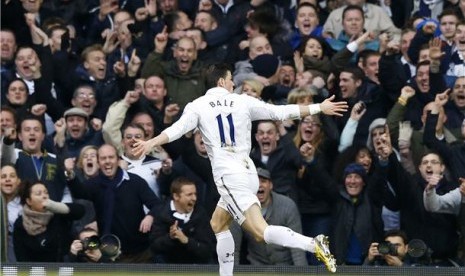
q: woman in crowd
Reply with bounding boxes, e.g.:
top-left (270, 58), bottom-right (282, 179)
top-left (13, 181), bottom-right (84, 262)
top-left (293, 113), bottom-right (339, 264)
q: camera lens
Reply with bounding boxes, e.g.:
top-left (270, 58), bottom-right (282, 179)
top-left (82, 235), bottom-right (100, 250)
top-left (377, 242), bottom-right (390, 255)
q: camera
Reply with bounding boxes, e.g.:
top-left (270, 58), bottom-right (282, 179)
top-left (81, 235), bottom-right (101, 251)
top-left (377, 241), bottom-right (398, 256)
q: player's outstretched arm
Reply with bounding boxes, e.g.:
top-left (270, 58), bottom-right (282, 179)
top-left (319, 95), bottom-right (348, 116)
top-left (132, 132), bottom-right (169, 158)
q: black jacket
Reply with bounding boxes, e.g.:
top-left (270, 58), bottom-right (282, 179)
top-left (150, 199), bottom-right (215, 264)
top-left (13, 203), bottom-right (84, 262)
top-left (384, 153), bottom-right (459, 260)
top-left (67, 170), bottom-right (161, 255)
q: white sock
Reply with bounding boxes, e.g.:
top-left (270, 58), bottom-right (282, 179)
top-left (216, 230), bottom-right (235, 276)
top-left (264, 225), bottom-right (316, 252)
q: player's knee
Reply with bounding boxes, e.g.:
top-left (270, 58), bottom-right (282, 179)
top-left (210, 219), bottom-right (219, 233)
top-left (252, 230), bottom-right (265, 243)
top-left (254, 235), bottom-right (265, 243)
top-left (210, 218), bottom-right (225, 233)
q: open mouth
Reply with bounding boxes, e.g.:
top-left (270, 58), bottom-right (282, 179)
top-left (81, 103), bottom-right (91, 111)
top-left (2, 183), bottom-right (13, 190)
top-left (70, 128), bottom-right (81, 137)
top-left (1, 46), bottom-right (10, 55)
top-left (282, 76), bottom-right (291, 85)
top-left (102, 166), bottom-right (113, 174)
top-left (302, 128), bottom-right (314, 139)
top-left (86, 162), bottom-right (94, 169)
top-left (257, 188), bottom-right (265, 200)
top-left (178, 59), bottom-right (190, 71)
top-left (260, 141), bottom-right (271, 152)
top-left (360, 163), bottom-right (370, 172)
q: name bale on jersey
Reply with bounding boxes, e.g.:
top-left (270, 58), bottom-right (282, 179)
top-left (209, 99), bottom-right (234, 108)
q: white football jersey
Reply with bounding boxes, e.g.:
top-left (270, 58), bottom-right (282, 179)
top-left (163, 87), bottom-right (301, 181)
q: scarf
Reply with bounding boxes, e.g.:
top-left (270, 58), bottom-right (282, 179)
top-left (303, 55), bottom-right (331, 80)
top-left (98, 168), bottom-right (124, 234)
top-left (21, 205), bottom-right (54, 236)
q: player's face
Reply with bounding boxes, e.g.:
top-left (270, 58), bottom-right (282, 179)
top-left (222, 71), bottom-right (235, 92)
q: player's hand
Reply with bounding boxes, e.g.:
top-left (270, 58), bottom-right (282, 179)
top-left (132, 138), bottom-right (155, 158)
top-left (319, 95), bottom-right (348, 116)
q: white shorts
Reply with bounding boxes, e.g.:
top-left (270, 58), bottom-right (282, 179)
top-left (216, 173), bottom-right (260, 225)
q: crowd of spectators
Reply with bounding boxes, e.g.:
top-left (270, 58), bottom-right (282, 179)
top-left (1, 0), bottom-right (464, 268)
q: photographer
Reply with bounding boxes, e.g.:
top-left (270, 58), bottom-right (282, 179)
top-left (364, 229), bottom-right (411, 266)
top-left (67, 227), bottom-right (114, 263)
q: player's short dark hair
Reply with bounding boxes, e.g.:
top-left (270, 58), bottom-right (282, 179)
top-left (205, 63), bottom-right (232, 89)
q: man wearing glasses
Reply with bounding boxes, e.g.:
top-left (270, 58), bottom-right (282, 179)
top-left (120, 123), bottom-right (170, 199)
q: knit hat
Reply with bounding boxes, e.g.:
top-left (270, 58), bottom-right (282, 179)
top-left (251, 54), bottom-right (280, 78)
top-left (64, 107), bottom-right (89, 120)
top-left (257, 167), bottom-right (271, 179)
top-left (366, 118), bottom-right (386, 150)
top-left (343, 163), bottom-right (366, 182)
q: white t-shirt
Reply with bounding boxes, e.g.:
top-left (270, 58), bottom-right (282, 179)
top-left (163, 87), bottom-right (301, 181)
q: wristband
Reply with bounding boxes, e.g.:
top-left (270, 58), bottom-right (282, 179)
top-left (308, 104), bottom-right (321, 115)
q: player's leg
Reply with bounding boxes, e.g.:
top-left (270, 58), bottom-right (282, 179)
top-left (211, 206), bottom-right (234, 276)
top-left (241, 204), bottom-right (337, 273)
